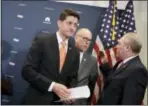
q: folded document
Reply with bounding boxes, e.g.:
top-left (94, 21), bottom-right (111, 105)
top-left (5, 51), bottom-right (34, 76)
top-left (54, 85), bottom-right (90, 102)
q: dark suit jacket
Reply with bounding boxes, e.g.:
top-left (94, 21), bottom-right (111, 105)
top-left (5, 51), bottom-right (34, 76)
top-left (1, 78), bottom-right (13, 95)
top-left (97, 56), bottom-right (148, 105)
top-left (21, 33), bottom-right (79, 105)
top-left (73, 52), bottom-right (98, 105)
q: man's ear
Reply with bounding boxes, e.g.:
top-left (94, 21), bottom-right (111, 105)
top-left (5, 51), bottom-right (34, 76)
top-left (126, 45), bottom-right (131, 52)
top-left (57, 20), bottom-right (61, 28)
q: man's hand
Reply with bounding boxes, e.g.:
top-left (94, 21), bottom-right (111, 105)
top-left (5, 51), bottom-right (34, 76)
top-left (99, 51), bottom-right (108, 64)
top-left (101, 55), bottom-right (108, 64)
top-left (52, 82), bottom-right (71, 99)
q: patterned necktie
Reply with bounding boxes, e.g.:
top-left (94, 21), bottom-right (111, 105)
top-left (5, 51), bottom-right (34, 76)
top-left (59, 41), bottom-right (66, 72)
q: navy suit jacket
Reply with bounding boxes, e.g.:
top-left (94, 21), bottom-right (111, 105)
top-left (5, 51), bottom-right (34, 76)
top-left (22, 32), bottom-right (79, 105)
top-left (97, 56), bottom-right (148, 105)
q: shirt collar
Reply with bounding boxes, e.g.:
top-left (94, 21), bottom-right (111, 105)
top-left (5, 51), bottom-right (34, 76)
top-left (80, 51), bottom-right (84, 55)
top-left (123, 55), bottom-right (138, 64)
top-left (56, 31), bottom-right (68, 46)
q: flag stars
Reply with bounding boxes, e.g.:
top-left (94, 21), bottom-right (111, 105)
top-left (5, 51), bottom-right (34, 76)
top-left (115, 27), bottom-right (118, 30)
top-left (128, 10), bottom-right (132, 13)
top-left (130, 22), bottom-right (134, 25)
top-left (129, 27), bottom-right (132, 30)
top-left (121, 24), bottom-right (124, 28)
top-left (109, 15), bottom-right (112, 18)
top-left (116, 21), bottom-right (119, 25)
top-left (112, 42), bottom-right (115, 45)
top-left (108, 38), bottom-right (111, 41)
top-left (98, 1), bottom-right (136, 49)
top-left (107, 20), bottom-right (111, 23)
top-left (111, 6), bottom-right (113, 9)
top-left (104, 35), bottom-right (107, 38)
top-left (102, 24), bottom-right (105, 27)
top-left (118, 34), bottom-right (121, 37)
top-left (128, 15), bottom-right (131, 18)
top-left (123, 19), bottom-right (126, 23)
top-left (105, 30), bottom-right (108, 33)
top-left (110, 10), bottom-right (113, 13)
top-left (107, 43), bottom-right (110, 47)
top-left (120, 30), bottom-right (123, 33)
top-left (101, 29), bottom-right (103, 32)
top-left (106, 25), bottom-right (110, 28)
top-left (132, 17), bottom-right (134, 20)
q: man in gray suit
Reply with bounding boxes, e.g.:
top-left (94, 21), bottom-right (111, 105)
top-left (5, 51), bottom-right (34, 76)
top-left (73, 28), bottom-right (98, 105)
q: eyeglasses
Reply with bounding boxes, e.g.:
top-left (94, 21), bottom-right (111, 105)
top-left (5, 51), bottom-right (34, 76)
top-left (79, 35), bottom-right (92, 42)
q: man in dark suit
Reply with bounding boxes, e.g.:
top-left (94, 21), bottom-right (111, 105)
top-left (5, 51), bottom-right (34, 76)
top-left (1, 40), bottom-right (13, 96)
top-left (72, 28), bottom-right (98, 105)
top-left (21, 9), bottom-right (80, 105)
top-left (97, 32), bottom-right (148, 105)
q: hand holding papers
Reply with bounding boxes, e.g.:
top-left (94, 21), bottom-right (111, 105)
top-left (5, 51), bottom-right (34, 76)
top-left (54, 85), bottom-right (90, 102)
top-left (69, 85), bottom-right (90, 99)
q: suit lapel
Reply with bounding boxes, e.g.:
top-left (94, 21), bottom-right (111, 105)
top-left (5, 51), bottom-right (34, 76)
top-left (113, 63), bottom-right (128, 76)
top-left (114, 56), bottom-right (140, 76)
top-left (78, 52), bottom-right (89, 81)
top-left (49, 34), bottom-right (59, 74)
top-left (108, 56), bottom-right (140, 79)
top-left (78, 53), bottom-right (87, 75)
top-left (107, 63), bottom-right (128, 81)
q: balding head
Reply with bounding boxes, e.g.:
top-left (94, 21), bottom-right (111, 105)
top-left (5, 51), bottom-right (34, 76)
top-left (75, 28), bottom-right (92, 52)
top-left (76, 28), bottom-right (92, 38)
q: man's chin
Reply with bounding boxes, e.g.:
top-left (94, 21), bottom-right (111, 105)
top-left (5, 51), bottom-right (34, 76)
top-left (65, 34), bottom-right (73, 38)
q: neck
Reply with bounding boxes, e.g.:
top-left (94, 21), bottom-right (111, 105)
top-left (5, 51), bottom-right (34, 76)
top-left (58, 30), bottom-right (67, 41)
top-left (124, 53), bottom-right (137, 60)
top-left (75, 44), bottom-right (83, 52)
top-left (79, 48), bottom-right (85, 53)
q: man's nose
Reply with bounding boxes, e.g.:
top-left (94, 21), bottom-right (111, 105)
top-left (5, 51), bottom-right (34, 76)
top-left (70, 24), bottom-right (76, 31)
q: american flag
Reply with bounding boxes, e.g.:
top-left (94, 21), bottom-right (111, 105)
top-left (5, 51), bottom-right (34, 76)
top-left (91, 0), bottom-right (136, 104)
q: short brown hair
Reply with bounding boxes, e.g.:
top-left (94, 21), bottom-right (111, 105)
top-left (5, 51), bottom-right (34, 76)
top-left (59, 9), bottom-right (80, 21)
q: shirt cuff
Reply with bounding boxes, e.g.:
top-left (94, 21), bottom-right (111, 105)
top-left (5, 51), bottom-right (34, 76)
top-left (48, 82), bottom-right (55, 92)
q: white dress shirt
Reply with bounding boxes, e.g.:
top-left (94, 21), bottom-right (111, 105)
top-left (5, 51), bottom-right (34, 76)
top-left (80, 52), bottom-right (84, 64)
top-left (123, 55), bottom-right (138, 64)
top-left (48, 32), bottom-right (68, 92)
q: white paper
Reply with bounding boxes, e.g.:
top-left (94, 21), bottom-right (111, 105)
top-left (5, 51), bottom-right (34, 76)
top-left (69, 85), bottom-right (90, 99)
top-left (54, 85), bottom-right (90, 102)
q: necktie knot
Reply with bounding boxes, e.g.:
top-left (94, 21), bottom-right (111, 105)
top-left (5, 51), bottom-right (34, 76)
top-left (61, 41), bottom-right (66, 47)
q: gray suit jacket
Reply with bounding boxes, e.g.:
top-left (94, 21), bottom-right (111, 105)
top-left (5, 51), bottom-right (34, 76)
top-left (73, 52), bottom-right (98, 105)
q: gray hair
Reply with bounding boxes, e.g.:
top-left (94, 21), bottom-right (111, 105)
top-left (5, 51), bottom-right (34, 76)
top-left (124, 32), bottom-right (142, 54)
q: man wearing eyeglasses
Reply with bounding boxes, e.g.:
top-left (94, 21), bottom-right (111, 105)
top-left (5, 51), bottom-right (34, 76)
top-left (72, 28), bottom-right (98, 105)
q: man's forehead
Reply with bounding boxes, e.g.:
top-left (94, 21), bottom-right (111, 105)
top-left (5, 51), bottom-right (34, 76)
top-left (78, 30), bottom-right (91, 35)
top-left (65, 16), bottom-right (78, 21)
